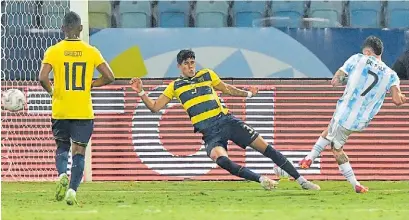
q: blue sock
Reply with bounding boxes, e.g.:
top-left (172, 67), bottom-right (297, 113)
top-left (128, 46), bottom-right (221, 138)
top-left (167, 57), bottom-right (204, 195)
top-left (69, 154), bottom-right (85, 191)
top-left (55, 140), bottom-right (70, 176)
top-left (216, 156), bottom-right (261, 182)
top-left (263, 145), bottom-right (301, 179)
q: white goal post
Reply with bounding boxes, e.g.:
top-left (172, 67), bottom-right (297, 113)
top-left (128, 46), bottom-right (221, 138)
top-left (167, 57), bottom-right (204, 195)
top-left (1, 0), bottom-right (92, 182)
top-left (70, 0), bottom-right (92, 182)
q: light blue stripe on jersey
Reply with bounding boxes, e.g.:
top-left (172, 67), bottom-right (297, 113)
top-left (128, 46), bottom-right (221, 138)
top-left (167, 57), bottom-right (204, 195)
top-left (352, 66), bottom-right (383, 130)
top-left (338, 66), bottom-right (368, 126)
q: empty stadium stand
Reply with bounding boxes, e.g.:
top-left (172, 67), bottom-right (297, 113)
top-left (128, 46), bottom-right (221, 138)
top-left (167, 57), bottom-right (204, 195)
top-left (118, 1), bottom-right (151, 28)
top-left (157, 1), bottom-right (190, 27)
top-left (308, 1), bottom-right (344, 27)
top-left (232, 1), bottom-right (266, 27)
top-left (348, 0), bottom-right (382, 28)
top-left (3, 1), bottom-right (409, 29)
top-left (194, 1), bottom-right (229, 27)
top-left (386, 1), bottom-right (409, 28)
top-left (270, 1), bottom-right (306, 28)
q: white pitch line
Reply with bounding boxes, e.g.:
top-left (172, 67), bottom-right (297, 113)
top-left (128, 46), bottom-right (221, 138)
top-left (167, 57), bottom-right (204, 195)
top-left (30, 210), bottom-right (98, 214)
top-left (7, 189), bottom-right (409, 193)
top-left (222, 209), bottom-right (409, 212)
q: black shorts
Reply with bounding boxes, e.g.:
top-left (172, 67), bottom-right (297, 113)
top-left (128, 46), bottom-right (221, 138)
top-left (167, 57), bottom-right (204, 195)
top-left (200, 114), bottom-right (259, 156)
top-left (51, 119), bottom-right (94, 147)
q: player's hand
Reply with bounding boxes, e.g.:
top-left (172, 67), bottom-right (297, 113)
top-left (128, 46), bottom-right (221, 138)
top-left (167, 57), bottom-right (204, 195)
top-left (400, 94), bottom-right (407, 104)
top-left (129, 78), bottom-right (143, 92)
top-left (248, 87), bottom-right (259, 97)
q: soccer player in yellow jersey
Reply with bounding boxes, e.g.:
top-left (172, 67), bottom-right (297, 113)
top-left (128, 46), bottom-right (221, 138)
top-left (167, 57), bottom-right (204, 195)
top-left (130, 49), bottom-right (320, 191)
top-left (39, 12), bottom-right (115, 205)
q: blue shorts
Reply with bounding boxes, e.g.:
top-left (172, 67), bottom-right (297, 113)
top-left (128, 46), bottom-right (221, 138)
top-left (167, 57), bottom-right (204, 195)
top-left (200, 114), bottom-right (259, 156)
top-left (51, 119), bottom-right (94, 147)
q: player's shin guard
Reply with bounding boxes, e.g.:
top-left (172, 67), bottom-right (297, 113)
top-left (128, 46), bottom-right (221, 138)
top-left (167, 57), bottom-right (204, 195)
top-left (55, 140), bottom-right (70, 176)
top-left (216, 156), bottom-right (261, 182)
top-left (263, 145), bottom-right (301, 179)
top-left (69, 154), bottom-right (85, 191)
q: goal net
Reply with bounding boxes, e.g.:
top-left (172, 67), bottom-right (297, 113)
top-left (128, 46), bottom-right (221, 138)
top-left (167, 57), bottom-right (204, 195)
top-left (1, 0), bottom-right (71, 181)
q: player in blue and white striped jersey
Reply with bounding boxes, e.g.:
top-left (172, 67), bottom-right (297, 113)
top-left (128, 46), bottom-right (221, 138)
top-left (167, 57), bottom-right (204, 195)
top-left (299, 36), bottom-right (406, 193)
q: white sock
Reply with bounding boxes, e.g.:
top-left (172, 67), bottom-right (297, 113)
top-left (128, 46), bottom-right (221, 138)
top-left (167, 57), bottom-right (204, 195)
top-left (295, 176), bottom-right (307, 185)
top-left (339, 162), bottom-right (359, 187)
top-left (306, 136), bottom-right (330, 161)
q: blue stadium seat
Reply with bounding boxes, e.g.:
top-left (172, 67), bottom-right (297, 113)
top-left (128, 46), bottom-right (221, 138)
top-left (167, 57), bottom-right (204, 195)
top-left (157, 1), bottom-right (190, 27)
top-left (232, 1), bottom-right (266, 27)
top-left (309, 1), bottom-right (343, 27)
top-left (118, 1), bottom-right (151, 28)
top-left (5, 1), bottom-right (36, 30)
top-left (349, 1), bottom-right (382, 28)
top-left (386, 1), bottom-right (409, 28)
top-left (41, 1), bottom-right (69, 29)
top-left (271, 1), bottom-right (305, 28)
top-left (89, 1), bottom-right (112, 28)
top-left (195, 1), bottom-right (229, 27)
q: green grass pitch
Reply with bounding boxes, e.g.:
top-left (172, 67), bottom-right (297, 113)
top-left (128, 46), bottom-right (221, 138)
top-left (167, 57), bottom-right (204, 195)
top-left (2, 181), bottom-right (409, 220)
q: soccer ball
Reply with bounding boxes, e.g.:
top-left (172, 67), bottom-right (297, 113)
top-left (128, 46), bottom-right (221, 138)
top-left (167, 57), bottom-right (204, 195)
top-left (2, 89), bottom-right (25, 111)
top-left (273, 164), bottom-right (290, 179)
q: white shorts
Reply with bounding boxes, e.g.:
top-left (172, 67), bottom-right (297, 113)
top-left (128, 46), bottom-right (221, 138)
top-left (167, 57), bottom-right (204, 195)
top-left (326, 118), bottom-right (354, 149)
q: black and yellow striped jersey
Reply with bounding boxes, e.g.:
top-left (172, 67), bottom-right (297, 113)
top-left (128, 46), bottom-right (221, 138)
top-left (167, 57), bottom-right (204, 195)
top-left (162, 68), bottom-right (229, 132)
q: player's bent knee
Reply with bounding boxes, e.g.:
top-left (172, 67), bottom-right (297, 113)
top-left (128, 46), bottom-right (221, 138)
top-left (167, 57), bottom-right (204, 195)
top-left (71, 143), bottom-right (86, 155)
top-left (209, 146), bottom-right (228, 161)
top-left (56, 139), bottom-right (70, 150)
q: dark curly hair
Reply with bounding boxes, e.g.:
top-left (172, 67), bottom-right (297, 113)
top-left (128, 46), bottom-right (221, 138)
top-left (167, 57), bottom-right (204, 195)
top-left (177, 49), bottom-right (195, 65)
top-left (362, 36), bottom-right (384, 56)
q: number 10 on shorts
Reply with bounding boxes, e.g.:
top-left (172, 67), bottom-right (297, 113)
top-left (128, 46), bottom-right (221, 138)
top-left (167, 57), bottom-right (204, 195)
top-left (64, 62), bottom-right (87, 91)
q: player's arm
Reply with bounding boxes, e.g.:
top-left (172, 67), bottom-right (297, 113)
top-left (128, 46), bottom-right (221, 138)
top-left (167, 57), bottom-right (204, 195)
top-left (331, 70), bottom-right (348, 87)
top-left (213, 81), bottom-right (257, 98)
top-left (129, 78), bottom-right (171, 113)
top-left (92, 63), bottom-right (115, 87)
top-left (39, 47), bottom-right (54, 95)
top-left (388, 72), bottom-right (406, 106)
top-left (39, 63), bottom-right (53, 95)
top-left (91, 47), bottom-right (115, 88)
top-left (208, 69), bottom-right (258, 97)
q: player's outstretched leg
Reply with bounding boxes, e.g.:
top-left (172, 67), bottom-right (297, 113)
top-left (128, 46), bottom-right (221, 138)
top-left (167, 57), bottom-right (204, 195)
top-left (299, 129), bottom-right (330, 169)
top-left (65, 143), bottom-right (85, 205)
top-left (55, 140), bottom-right (70, 201)
top-left (331, 144), bottom-right (368, 193)
top-left (210, 146), bottom-right (278, 190)
top-left (250, 137), bottom-right (320, 190)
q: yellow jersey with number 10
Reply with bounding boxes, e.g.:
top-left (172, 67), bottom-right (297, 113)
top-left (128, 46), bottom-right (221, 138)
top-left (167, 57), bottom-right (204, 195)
top-left (42, 39), bottom-right (105, 119)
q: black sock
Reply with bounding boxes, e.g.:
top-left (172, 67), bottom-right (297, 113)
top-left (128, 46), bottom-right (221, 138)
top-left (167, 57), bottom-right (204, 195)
top-left (263, 145), bottom-right (301, 179)
top-left (216, 156), bottom-right (261, 183)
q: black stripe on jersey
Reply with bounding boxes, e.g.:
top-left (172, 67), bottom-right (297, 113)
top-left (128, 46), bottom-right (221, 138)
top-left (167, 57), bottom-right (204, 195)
top-left (193, 112), bottom-right (224, 132)
top-left (179, 86), bottom-right (213, 104)
top-left (187, 100), bottom-right (220, 118)
top-left (173, 71), bottom-right (211, 90)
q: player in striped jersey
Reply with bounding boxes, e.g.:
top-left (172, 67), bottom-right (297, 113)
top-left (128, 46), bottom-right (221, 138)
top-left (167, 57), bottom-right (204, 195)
top-left (299, 36), bottom-right (406, 193)
top-left (130, 49), bottom-right (320, 191)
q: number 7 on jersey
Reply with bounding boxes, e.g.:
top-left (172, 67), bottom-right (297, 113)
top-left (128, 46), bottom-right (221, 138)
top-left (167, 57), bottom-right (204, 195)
top-left (64, 62), bottom-right (86, 91)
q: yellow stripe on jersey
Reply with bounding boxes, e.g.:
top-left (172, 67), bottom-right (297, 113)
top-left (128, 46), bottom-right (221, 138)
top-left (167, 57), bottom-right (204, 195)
top-left (183, 94), bottom-right (215, 110)
top-left (191, 108), bottom-right (225, 125)
top-left (161, 68), bottom-right (229, 132)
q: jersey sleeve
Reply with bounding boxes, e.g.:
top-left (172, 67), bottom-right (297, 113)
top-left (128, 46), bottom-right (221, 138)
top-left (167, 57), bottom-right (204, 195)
top-left (42, 46), bottom-right (55, 65)
top-left (208, 69), bottom-right (222, 87)
top-left (387, 71), bottom-right (401, 92)
top-left (339, 54), bottom-right (361, 75)
top-left (162, 82), bottom-right (175, 100)
top-left (92, 47), bottom-right (106, 68)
